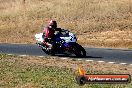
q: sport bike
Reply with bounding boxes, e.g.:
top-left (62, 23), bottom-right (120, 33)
top-left (35, 29), bottom-right (86, 57)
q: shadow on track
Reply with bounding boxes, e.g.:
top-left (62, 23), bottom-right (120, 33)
top-left (52, 54), bottom-right (102, 59)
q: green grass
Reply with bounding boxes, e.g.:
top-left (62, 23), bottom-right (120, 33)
top-left (0, 54), bottom-right (132, 88)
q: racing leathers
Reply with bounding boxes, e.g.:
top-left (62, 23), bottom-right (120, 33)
top-left (42, 26), bottom-right (61, 51)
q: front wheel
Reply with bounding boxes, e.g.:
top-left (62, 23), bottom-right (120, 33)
top-left (42, 48), bottom-right (55, 56)
top-left (73, 43), bottom-right (86, 57)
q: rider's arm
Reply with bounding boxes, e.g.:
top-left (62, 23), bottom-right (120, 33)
top-left (42, 28), bottom-right (49, 42)
top-left (43, 27), bottom-right (50, 38)
top-left (55, 28), bottom-right (61, 31)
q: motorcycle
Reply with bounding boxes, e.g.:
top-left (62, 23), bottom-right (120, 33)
top-left (34, 29), bottom-right (86, 57)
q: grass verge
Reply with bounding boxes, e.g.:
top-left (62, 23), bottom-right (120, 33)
top-left (0, 54), bottom-right (132, 88)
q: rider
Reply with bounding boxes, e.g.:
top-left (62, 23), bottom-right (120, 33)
top-left (42, 20), bottom-right (61, 51)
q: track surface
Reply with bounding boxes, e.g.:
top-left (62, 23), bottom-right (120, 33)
top-left (0, 43), bottom-right (132, 64)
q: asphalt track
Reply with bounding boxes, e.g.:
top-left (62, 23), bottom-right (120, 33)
top-left (0, 43), bottom-right (132, 65)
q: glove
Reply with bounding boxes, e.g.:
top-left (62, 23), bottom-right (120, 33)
top-left (44, 38), bottom-right (49, 42)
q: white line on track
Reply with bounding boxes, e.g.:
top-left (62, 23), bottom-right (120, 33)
top-left (5, 53), bottom-right (132, 65)
top-left (108, 62), bottom-right (115, 64)
top-left (61, 58), bottom-right (68, 60)
top-left (8, 54), bottom-right (13, 55)
top-left (86, 60), bottom-right (93, 62)
top-left (78, 59), bottom-right (82, 61)
top-left (97, 61), bottom-right (105, 63)
top-left (38, 56), bottom-right (44, 58)
top-left (19, 55), bottom-right (27, 57)
top-left (120, 63), bottom-right (127, 65)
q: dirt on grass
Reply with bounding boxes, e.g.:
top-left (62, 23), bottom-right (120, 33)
top-left (78, 29), bottom-right (132, 48)
top-left (7, 55), bottom-right (132, 75)
top-left (0, 0), bottom-right (132, 48)
top-left (0, 54), bottom-right (132, 87)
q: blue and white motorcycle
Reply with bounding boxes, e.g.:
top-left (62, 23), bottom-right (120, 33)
top-left (35, 29), bottom-right (86, 57)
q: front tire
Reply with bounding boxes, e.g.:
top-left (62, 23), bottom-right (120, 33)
top-left (73, 43), bottom-right (86, 57)
top-left (42, 49), bottom-right (55, 56)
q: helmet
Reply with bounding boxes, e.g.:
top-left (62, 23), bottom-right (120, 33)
top-left (48, 20), bottom-right (57, 29)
